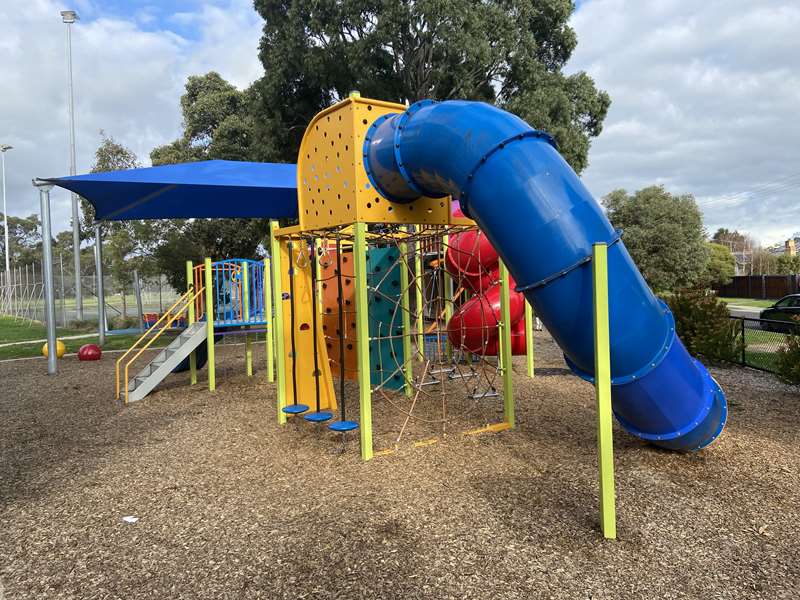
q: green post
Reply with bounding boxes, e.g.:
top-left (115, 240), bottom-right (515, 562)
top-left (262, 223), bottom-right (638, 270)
top-left (353, 222), bottom-right (373, 460)
top-left (525, 301), bottom-right (535, 378)
top-left (592, 242), bottom-right (616, 540)
top-left (243, 261), bottom-right (253, 377)
top-left (264, 257), bottom-right (274, 383)
top-left (498, 260), bottom-right (515, 427)
top-left (415, 230), bottom-right (424, 361)
top-left (315, 238), bottom-right (323, 315)
top-left (399, 230), bottom-right (414, 398)
top-left (270, 222), bottom-right (287, 424)
top-left (442, 233), bottom-right (454, 359)
top-left (204, 257), bottom-right (216, 392)
top-left (186, 260), bottom-right (197, 385)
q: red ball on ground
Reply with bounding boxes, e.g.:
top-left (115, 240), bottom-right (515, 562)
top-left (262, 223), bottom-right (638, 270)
top-left (78, 344), bottom-right (102, 361)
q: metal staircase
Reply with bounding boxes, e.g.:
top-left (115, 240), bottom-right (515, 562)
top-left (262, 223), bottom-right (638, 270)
top-left (116, 285), bottom-right (206, 404)
top-left (126, 322), bottom-right (208, 402)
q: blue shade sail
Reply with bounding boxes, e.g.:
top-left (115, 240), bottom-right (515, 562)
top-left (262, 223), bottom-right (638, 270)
top-left (43, 160), bottom-right (299, 221)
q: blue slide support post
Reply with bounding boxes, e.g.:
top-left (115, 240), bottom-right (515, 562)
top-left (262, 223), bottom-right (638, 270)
top-left (362, 100), bottom-right (727, 452)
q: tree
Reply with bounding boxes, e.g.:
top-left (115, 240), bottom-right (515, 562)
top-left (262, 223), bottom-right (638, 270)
top-left (711, 228), bottom-right (754, 254)
top-left (149, 73), bottom-right (268, 287)
top-left (0, 213), bottom-right (43, 267)
top-left (151, 72), bottom-right (256, 165)
top-left (703, 242), bottom-right (736, 287)
top-left (83, 132), bottom-right (165, 315)
top-left (81, 131), bottom-right (141, 231)
top-left (251, 0), bottom-right (610, 169)
top-left (603, 186), bottom-right (709, 293)
top-left (776, 254), bottom-right (800, 275)
top-left (750, 248), bottom-right (778, 275)
top-left (106, 228), bottom-right (137, 318)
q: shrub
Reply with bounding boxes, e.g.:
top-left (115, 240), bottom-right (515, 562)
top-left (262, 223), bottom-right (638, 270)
top-left (68, 319), bottom-right (98, 331)
top-left (776, 319), bottom-right (800, 384)
top-left (666, 288), bottom-right (743, 363)
top-left (110, 316), bottom-right (140, 330)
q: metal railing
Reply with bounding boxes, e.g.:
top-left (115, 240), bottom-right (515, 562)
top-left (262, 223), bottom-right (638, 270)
top-left (115, 286), bottom-right (204, 404)
top-left (192, 259), bottom-right (268, 325)
top-left (729, 316), bottom-right (797, 373)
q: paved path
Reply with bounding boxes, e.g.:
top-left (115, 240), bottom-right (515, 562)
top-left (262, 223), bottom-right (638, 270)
top-left (726, 305), bottom-right (762, 320)
top-left (0, 333), bottom-right (96, 349)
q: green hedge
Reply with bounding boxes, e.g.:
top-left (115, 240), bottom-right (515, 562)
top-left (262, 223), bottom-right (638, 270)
top-left (667, 288), bottom-right (743, 363)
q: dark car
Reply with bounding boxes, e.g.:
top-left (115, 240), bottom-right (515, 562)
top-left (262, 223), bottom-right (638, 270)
top-left (760, 294), bottom-right (800, 332)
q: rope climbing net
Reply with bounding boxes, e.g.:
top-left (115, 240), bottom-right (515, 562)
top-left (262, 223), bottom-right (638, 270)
top-left (294, 223), bottom-right (508, 450)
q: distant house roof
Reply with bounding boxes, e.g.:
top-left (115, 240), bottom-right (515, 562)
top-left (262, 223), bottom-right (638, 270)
top-left (43, 160), bottom-right (299, 221)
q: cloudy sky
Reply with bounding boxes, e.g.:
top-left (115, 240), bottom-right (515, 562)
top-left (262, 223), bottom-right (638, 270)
top-left (1, 0), bottom-right (799, 246)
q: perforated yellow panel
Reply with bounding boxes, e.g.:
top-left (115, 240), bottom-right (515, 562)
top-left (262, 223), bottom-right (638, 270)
top-left (297, 95), bottom-right (460, 230)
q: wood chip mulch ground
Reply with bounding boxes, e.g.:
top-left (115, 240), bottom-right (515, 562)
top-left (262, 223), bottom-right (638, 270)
top-left (1, 332), bottom-right (798, 599)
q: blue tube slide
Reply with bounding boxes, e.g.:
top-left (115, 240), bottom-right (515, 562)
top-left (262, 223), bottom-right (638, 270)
top-left (362, 99), bottom-right (726, 451)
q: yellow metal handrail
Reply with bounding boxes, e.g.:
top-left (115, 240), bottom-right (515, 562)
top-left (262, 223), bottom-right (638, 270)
top-left (115, 286), bottom-right (204, 403)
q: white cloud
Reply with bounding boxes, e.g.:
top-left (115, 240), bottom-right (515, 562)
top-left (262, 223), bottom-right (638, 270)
top-left (568, 0), bottom-right (800, 245)
top-left (0, 0), bottom-right (263, 235)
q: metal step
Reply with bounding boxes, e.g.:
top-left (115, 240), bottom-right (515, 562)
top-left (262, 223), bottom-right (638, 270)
top-left (469, 388), bottom-right (499, 400)
top-left (127, 322), bottom-right (208, 402)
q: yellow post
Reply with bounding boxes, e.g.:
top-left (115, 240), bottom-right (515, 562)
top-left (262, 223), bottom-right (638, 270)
top-left (264, 257), bottom-right (274, 383)
top-left (415, 230), bottom-right (424, 361)
top-left (204, 257), bottom-right (216, 392)
top-left (593, 242), bottom-right (616, 540)
top-left (498, 260), bottom-right (515, 427)
top-left (525, 301), bottom-right (535, 378)
top-left (442, 233), bottom-right (454, 359)
top-left (186, 260), bottom-right (197, 385)
top-left (353, 222), bottom-right (373, 460)
top-left (243, 261), bottom-right (253, 377)
top-left (270, 222), bottom-right (287, 424)
top-left (399, 229), bottom-right (414, 398)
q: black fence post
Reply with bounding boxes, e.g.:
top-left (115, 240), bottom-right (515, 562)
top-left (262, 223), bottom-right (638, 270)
top-left (741, 318), bottom-right (746, 366)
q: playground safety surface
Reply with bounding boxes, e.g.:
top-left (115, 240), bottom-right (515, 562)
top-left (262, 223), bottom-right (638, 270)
top-left (1, 333), bottom-right (798, 599)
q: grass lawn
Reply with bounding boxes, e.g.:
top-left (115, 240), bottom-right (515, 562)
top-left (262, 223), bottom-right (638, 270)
top-left (0, 315), bottom-right (91, 344)
top-left (745, 350), bottom-right (780, 372)
top-left (718, 297), bottom-right (775, 309)
top-left (743, 328), bottom-right (789, 346)
top-left (0, 315), bottom-right (179, 360)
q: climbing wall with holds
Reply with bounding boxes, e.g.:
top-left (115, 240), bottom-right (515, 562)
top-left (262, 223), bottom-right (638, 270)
top-left (367, 247), bottom-right (406, 391)
top-left (279, 239), bottom-right (337, 412)
top-left (320, 245), bottom-right (358, 381)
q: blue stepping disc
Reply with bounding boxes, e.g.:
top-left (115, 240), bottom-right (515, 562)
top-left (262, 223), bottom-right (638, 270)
top-left (328, 420), bottom-right (359, 432)
top-left (283, 404), bottom-right (310, 415)
top-left (304, 411), bottom-right (334, 423)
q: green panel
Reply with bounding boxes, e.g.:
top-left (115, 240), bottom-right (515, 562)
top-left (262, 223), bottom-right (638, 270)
top-left (399, 233), bottom-right (414, 398)
top-left (264, 258), bottom-right (275, 383)
top-left (204, 257), bottom-right (216, 392)
top-left (353, 223), bottom-right (373, 461)
top-left (442, 234), bottom-right (454, 359)
top-left (186, 260), bottom-right (197, 385)
top-left (269, 222), bottom-right (287, 424)
top-left (243, 262), bottom-right (253, 377)
top-left (592, 242), bottom-right (617, 540)
top-left (525, 301), bottom-right (535, 378)
top-left (367, 246), bottom-right (405, 391)
top-left (414, 232), bottom-right (424, 362)
top-left (499, 260), bottom-right (514, 427)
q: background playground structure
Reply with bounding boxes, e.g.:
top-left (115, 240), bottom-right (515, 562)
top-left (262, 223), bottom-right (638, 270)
top-left (115, 257), bottom-right (275, 405)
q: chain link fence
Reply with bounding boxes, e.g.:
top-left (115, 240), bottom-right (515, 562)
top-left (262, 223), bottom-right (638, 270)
top-left (0, 260), bottom-right (179, 330)
top-left (729, 316), bottom-right (797, 373)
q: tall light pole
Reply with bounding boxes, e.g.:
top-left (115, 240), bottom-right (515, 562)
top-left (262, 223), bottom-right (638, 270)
top-left (62, 9), bottom-right (82, 320)
top-left (1, 144), bottom-right (11, 302)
